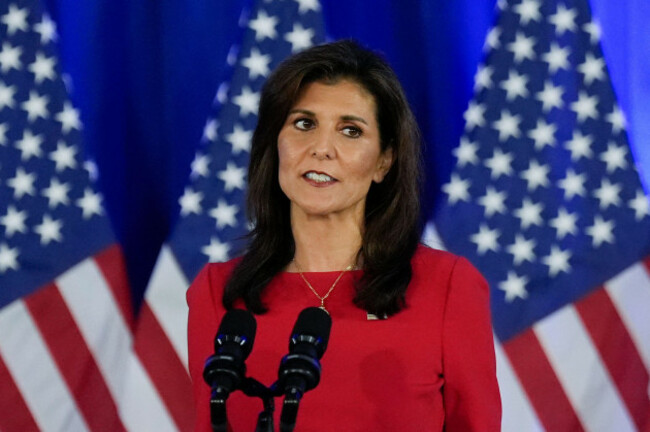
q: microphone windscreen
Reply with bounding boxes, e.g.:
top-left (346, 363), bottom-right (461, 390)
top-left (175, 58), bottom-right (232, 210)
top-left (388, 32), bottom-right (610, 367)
top-left (216, 309), bottom-right (257, 357)
top-left (291, 307), bottom-right (332, 356)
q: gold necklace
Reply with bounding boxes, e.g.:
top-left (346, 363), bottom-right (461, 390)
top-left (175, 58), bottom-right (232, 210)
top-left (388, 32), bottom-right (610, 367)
top-left (293, 261), bottom-right (354, 314)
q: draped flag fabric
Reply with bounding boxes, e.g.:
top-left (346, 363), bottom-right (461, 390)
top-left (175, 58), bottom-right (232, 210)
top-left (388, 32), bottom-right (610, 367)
top-left (121, 1), bottom-right (326, 430)
top-left (435, 0), bottom-right (650, 430)
top-left (0, 0), bottom-right (133, 431)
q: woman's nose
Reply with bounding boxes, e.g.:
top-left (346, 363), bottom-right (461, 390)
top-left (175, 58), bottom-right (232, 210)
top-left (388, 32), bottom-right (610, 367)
top-left (310, 131), bottom-right (335, 160)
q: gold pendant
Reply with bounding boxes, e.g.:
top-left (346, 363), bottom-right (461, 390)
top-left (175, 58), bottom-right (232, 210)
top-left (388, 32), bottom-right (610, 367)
top-left (319, 305), bottom-right (329, 315)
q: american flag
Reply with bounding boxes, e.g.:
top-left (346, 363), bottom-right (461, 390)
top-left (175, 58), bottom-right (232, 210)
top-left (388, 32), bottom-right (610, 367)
top-left (434, 0), bottom-right (650, 430)
top-left (0, 0), bottom-right (133, 431)
top-left (120, 1), bottom-right (326, 430)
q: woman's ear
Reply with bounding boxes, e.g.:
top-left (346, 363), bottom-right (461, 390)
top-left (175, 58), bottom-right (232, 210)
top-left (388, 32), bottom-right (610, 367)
top-left (373, 147), bottom-right (394, 183)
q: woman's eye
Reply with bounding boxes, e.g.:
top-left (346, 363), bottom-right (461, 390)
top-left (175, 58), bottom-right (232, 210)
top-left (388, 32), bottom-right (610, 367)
top-left (342, 126), bottom-right (362, 138)
top-left (294, 118), bottom-right (314, 130)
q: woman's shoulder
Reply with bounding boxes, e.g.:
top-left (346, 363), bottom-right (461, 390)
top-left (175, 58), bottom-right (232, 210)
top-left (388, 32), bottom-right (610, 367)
top-left (411, 243), bottom-right (483, 280)
top-left (186, 257), bottom-right (242, 302)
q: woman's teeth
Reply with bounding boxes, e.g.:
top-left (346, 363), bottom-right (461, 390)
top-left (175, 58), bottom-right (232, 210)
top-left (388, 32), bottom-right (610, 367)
top-left (305, 172), bottom-right (334, 182)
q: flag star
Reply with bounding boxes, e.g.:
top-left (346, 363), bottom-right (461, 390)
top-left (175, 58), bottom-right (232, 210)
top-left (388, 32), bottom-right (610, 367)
top-left (179, 187), bottom-right (203, 216)
top-left (492, 110), bottom-right (522, 141)
top-left (605, 105), bottom-right (626, 133)
top-left (499, 271), bottom-right (529, 302)
top-left (216, 81), bottom-right (229, 104)
top-left (84, 160), bottom-right (99, 182)
top-left (514, 0), bottom-right (542, 24)
top-left (500, 70), bottom-right (529, 101)
top-left (15, 129), bottom-right (44, 160)
top-left (550, 4), bottom-right (578, 35)
top-left (202, 118), bottom-right (218, 141)
top-left (507, 234), bottom-right (536, 265)
top-left (233, 86), bottom-right (260, 117)
top-left (542, 245), bottom-right (572, 277)
top-left (478, 186), bottom-right (507, 217)
top-left (285, 23), bottom-right (314, 53)
top-left (28, 52), bottom-right (56, 84)
top-left (565, 130), bottom-right (594, 161)
top-left (485, 26), bottom-right (501, 50)
top-left (470, 223), bottom-right (501, 254)
top-left (1, 4), bottom-right (29, 35)
top-left (0, 42), bottom-right (23, 72)
top-left (7, 167), bottom-right (37, 199)
top-left (520, 160), bottom-right (550, 191)
top-left (550, 207), bottom-right (578, 239)
top-left (536, 80), bottom-right (564, 112)
top-left (294, 0), bottom-right (321, 13)
top-left (76, 188), bottom-right (103, 219)
top-left (474, 64), bottom-right (493, 91)
top-left (528, 118), bottom-right (557, 150)
top-left (593, 179), bottom-right (622, 210)
top-left (202, 237), bottom-right (231, 263)
top-left (42, 178), bottom-right (71, 208)
top-left (55, 101), bottom-right (82, 133)
top-left (583, 21), bottom-right (601, 44)
top-left (242, 48), bottom-right (271, 79)
top-left (578, 53), bottom-right (605, 85)
top-left (249, 10), bottom-right (279, 41)
top-left (629, 190), bottom-right (650, 220)
top-left (507, 32), bottom-right (536, 63)
top-left (218, 162), bottom-right (246, 192)
top-left (0, 81), bottom-right (17, 109)
top-left (0, 122), bottom-right (8, 145)
top-left (586, 215), bottom-right (615, 247)
top-left (571, 91), bottom-right (599, 122)
top-left (484, 148), bottom-right (514, 179)
top-left (514, 198), bottom-right (544, 229)
top-left (226, 124), bottom-right (253, 154)
top-left (21, 90), bottom-right (49, 122)
top-left (34, 13), bottom-right (58, 44)
top-left (453, 137), bottom-right (479, 167)
top-left (600, 142), bottom-right (627, 173)
top-left (542, 42), bottom-right (570, 73)
top-left (442, 174), bottom-right (471, 204)
top-left (0, 243), bottom-right (20, 273)
top-left (558, 169), bottom-right (587, 199)
top-left (209, 199), bottom-right (239, 229)
top-left (49, 140), bottom-right (78, 171)
top-left (0, 206), bottom-right (28, 237)
top-left (463, 101), bottom-right (486, 129)
top-left (34, 215), bottom-right (63, 245)
top-left (191, 153), bottom-right (210, 179)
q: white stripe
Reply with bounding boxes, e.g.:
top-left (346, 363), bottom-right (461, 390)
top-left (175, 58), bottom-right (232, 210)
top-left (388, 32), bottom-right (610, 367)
top-left (534, 305), bottom-right (635, 432)
top-left (494, 338), bottom-right (544, 432)
top-left (0, 299), bottom-right (89, 432)
top-left (605, 261), bottom-right (650, 371)
top-left (145, 245), bottom-right (191, 368)
top-left (423, 222), bottom-right (447, 250)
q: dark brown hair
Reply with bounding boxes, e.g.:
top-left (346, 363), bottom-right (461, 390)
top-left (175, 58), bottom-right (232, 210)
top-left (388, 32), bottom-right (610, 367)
top-left (223, 39), bottom-right (423, 317)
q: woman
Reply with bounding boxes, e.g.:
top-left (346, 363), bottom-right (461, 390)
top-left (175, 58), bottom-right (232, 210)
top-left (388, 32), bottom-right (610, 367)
top-left (187, 40), bottom-right (501, 431)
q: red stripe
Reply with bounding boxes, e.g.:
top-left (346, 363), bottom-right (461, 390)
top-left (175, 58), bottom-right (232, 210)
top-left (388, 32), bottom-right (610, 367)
top-left (94, 244), bottom-right (135, 331)
top-left (0, 352), bottom-right (40, 431)
top-left (24, 283), bottom-right (127, 432)
top-left (503, 329), bottom-right (585, 432)
top-left (135, 303), bottom-right (195, 432)
top-left (644, 255), bottom-right (650, 273)
top-left (576, 286), bottom-right (650, 430)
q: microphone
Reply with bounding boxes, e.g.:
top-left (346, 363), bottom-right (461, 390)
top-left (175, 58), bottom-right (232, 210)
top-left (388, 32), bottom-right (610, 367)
top-left (277, 307), bottom-right (332, 432)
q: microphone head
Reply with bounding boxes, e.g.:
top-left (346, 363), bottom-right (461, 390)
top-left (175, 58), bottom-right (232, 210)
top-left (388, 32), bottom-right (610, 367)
top-left (215, 309), bottom-right (257, 358)
top-left (290, 307), bottom-right (332, 358)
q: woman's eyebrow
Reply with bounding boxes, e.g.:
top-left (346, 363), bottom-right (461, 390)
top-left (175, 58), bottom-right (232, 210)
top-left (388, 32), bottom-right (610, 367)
top-left (341, 115), bottom-right (368, 125)
top-left (288, 108), bottom-right (315, 116)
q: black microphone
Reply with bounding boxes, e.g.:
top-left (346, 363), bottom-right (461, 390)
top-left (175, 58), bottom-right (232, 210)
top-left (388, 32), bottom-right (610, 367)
top-left (277, 307), bottom-right (332, 432)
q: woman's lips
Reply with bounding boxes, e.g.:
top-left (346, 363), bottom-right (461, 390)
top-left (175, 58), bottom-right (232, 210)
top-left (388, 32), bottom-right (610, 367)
top-left (303, 171), bottom-right (338, 186)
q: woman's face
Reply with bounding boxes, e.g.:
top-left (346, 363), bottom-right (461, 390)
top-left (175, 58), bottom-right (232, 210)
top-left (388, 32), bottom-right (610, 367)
top-left (277, 79), bottom-right (393, 221)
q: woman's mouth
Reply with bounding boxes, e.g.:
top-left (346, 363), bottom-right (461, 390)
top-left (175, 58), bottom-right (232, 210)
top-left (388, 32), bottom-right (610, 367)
top-left (304, 171), bottom-right (337, 184)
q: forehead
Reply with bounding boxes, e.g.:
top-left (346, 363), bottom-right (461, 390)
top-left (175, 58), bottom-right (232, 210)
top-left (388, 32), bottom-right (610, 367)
top-left (292, 79), bottom-right (377, 117)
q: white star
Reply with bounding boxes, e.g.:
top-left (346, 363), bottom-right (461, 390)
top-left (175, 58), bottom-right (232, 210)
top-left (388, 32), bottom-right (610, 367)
top-left (0, 81), bottom-right (17, 109)
top-left (28, 52), bottom-right (56, 84)
top-left (492, 110), bottom-right (522, 141)
top-left (542, 42), bottom-right (570, 73)
top-left (15, 129), bottom-right (44, 160)
top-left (442, 174), bottom-right (471, 204)
top-left (249, 10), bottom-right (278, 41)
top-left (571, 91), bottom-right (599, 122)
top-left (586, 215), bottom-right (615, 247)
top-left (499, 271), bottom-right (529, 302)
top-left (514, 0), bottom-right (542, 24)
top-left (558, 169), bottom-right (587, 199)
top-left (7, 167), bottom-right (36, 199)
top-left (0, 206), bottom-right (28, 237)
top-left (233, 86), bottom-right (260, 117)
top-left (34, 13), bottom-right (58, 44)
top-left (520, 160), bottom-right (550, 191)
top-left (1, 4), bottom-right (29, 35)
top-left (484, 148), bottom-right (514, 179)
top-left (0, 42), bottom-right (23, 72)
top-left (629, 190), bottom-right (650, 220)
top-left (21, 90), bottom-right (49, 122)
top-left (453, 137), bottom-right (479, 167)
top-left (542, 245), bottom-right (572, 277)
top-left (0, 122), bottom-right (8, 145)
top-left (470, 223), bottom-right (501, 254)
top-left (478, 186), bottom-right (507, 217)
top-left (294, 0), bottom-right (321, 13)
top-left (49, 140), bottom-right (78, 171)
top-left (84, 160), bottom-right (99, 182)
top-left (506, 234), bottom-right (536, 265)
top-left (474, 64), bottom-right (493, 91)
top-left (565, 130), bottom-right (594, 161)
top-left (507, 32), bottom-right (536, 63)
top-left (218, 162), bottom-right (246, 192)
top-left (550, 207), bottom-right (578, 239)
top-left (34, 215), bottom-right (63, 245)
top-left (600, 141), bottom-right (627, 173)
top-left (463, 101), bottom-right (486, 129)
top-left (485, 26), bottom-right (501, 50)
top-left (514, 198), bottom-right (544, 229)
top-left (550, 4), bottom-right (578, 35)
top-left (578, 53), bottom-right (605, 85)
top-left (76, 188), bottom-right (103, 219)
top-left (179, 187), bottom-right (203, 216)
top-left (202, 237), bottom-right (231, 263)
top-left (593, 179), bottom-right (622, 210)
top-left (210, 199), bottom-right (239, 229)
top-left (536, 80), bottom-right (564, 112)
top-left (42, 178), bottom-right (71, 208)
top-left (285, 23), bottom-right (315, 53)
top-left (242, 48), bottom-right (271, 79)
top-left (605, 105), bottom-right (626, 133)
top-left (528, 118), bottom-right (557, 150)
top-left (500, 70), bottom-right (529, 101)
top-left (191, 153), bottom-right (210, 179)
top-left (226, 124), bottom-right (253, 154)
top-left (0, 243), bottom-right (20, 273)
top-left (55, 101), bottom-right (82, 133)
top-left (583, 21), bottom-right (601, 44)
top-left (202, 118), bottom-right (218, 142)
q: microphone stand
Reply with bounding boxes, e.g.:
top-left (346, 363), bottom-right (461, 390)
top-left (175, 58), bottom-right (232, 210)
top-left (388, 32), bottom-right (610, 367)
top-left (240, 377), bottom-right (277, 432)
